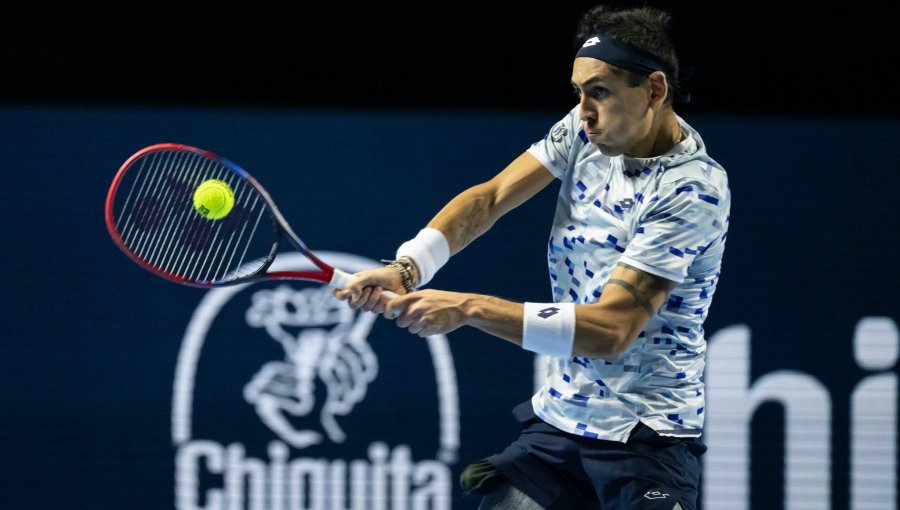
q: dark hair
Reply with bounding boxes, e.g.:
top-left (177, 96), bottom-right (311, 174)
top-left (575, 5), bottom-right (680, 105)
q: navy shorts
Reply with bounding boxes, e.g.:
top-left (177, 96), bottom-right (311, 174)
top-left (483, 401), bottom-right (706, 510)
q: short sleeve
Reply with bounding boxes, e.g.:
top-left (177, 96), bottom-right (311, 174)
top-left (526, 105), bottom-right (582, 179)
top-left (619, 178), bottom-right (728, 283)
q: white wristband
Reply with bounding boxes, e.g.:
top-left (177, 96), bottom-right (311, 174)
top-left (396, 228), bottom-right (450, 287)
top-left (522, 302), bottom-right (576, 357)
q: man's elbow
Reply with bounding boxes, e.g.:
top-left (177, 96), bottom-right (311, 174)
top-left (572, 327), bottom-right (634, 360)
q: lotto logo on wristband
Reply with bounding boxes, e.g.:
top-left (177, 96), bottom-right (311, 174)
top-left (523, 302), bottom-right (575, 357)
top-left (538, 307), bottom-right (560, 318)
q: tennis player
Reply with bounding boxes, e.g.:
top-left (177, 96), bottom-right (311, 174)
top-left (335, 5), bottom-right (730, 509)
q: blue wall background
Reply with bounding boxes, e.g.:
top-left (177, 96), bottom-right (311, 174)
top-left (1, 106), bottom-right (898, 509)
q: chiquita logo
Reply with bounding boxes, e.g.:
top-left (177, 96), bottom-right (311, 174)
top-left (172, 252), bottom-right (460, 510)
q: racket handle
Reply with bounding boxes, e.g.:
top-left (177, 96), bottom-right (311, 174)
top-left (330, 268), bottom-right (400, 299)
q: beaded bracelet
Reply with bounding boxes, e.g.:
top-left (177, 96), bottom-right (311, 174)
top-left (380, 257), bottom-right (418, 294)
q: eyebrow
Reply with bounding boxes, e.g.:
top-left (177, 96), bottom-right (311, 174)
top-left (571, 76), bottom-right (610, 88)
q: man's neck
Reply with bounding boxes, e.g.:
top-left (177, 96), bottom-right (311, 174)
top-left (626, 112), bottom-right (683, 159)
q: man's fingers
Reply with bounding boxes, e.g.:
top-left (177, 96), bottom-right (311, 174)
top-left (361, 287), bottom-right (383, 312)
top-left (346, 286), bottom-right (367, 310)
top-left (408, 321), bottom-right (425, 335)
top-left (344, 272), bottom-right (380, 300)
top-left (396, 306), bottom-right (424, 328)
top-left (341, 275), bottom-right (368, 302)
top-left (384, 299), bottom-right (401, 319)
top-left (337, 267), bottom-right (409, 314)
top-left (401, 305), bottom-right (435, 332)
top-left (385, 293), bottom-right (416, 320)
top-left (372, 289), bottom-right (392, 314)
top-left (359, 287), bottom-right (373, 307)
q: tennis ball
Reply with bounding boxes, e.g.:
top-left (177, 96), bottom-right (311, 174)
top-left (193, 179), bottom-right (234, 220)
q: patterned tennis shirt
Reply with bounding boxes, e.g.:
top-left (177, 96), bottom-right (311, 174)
top-left (526, 105), bottom-right (731, 442)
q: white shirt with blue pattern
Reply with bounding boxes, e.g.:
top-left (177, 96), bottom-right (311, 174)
top-left (526, 105), bottom-right (730, 442)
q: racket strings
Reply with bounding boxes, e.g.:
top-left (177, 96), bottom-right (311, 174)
top-left (118, 150), bottom-right (172, 249)
top-left (149, 152), bottom-right (214, 273)
top-left (131, 150), bottom-right (199, 265)
top-left (112, 148), bottom-right (274, 284)
top-left (124, 150), bottom-right (206, 273)
top-left (187, 175), bottom-right (264, 282)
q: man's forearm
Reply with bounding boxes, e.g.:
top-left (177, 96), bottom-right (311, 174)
top-left (422, 152), bottom-right (554, 256)
top-left (462, 294), bottom-right (525, 346)
top-left (426, 183), bottom-right (498, 255)
top-left (462, 294), bottom-right (624, 359)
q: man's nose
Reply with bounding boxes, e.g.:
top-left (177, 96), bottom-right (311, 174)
top-left (579, 98), bottom-right (597, 122)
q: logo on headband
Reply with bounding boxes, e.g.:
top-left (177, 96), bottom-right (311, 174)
top-left (582, 37), bottom-right (602, 48)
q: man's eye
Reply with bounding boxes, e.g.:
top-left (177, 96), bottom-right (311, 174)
top-left (590, 87), bottom-right (609, 98)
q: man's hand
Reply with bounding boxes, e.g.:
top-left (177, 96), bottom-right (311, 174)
top-left (384, 290), bottom-right (472, 337)
top-left (333, 266), bottom-right (406, 313)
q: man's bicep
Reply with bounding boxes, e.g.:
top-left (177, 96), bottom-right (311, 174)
top-left (597, 262), bottom-right (677, 335)
top-left (572, 262), bottom-right (676, 358)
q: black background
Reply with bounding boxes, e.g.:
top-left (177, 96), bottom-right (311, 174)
top-left (2, 1), bottom-right (898, 119)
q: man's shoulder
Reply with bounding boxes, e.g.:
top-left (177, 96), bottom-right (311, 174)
top-left (659, 155), bottom-right (728, 194)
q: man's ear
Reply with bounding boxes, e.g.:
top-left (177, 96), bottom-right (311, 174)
top-left (648, 71), bottom-right (669, 107)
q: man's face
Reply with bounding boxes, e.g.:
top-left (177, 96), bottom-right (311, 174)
top-left (570, 57), bottom-right (654, 157)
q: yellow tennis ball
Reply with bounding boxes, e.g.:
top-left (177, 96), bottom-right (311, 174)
top-left (193, 179), bottom-right (234, 220)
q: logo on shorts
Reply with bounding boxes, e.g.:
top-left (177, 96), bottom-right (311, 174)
top-left (538, 307), bottom-right (560, 318)
top-left (172, 252), bottom-right (460, 508)
top-left (644, 489), bottom-right (670, 500)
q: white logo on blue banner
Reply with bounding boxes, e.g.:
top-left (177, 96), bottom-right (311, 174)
top-left (243, 284), bottom-right (379, 448)
top-left (172, 252), bottom-right (460, 509)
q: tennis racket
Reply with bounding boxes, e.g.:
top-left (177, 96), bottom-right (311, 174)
top-left (105, 142), bottom-right (397, 297)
